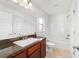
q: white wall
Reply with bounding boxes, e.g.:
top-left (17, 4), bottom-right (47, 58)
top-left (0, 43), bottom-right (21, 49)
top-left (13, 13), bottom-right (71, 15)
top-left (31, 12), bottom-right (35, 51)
top-left (47, 0), bottom-right (77, 52)
top-left (73, 0), bottom-right (79, 47)
top-left (65, 0), bottom-right (76, 56)
top-left (0, 1), bottom-right (49, 36)
top-left (0, 2), bottom-right (36, 35)
top-left (48, 14), bottom-right (72, 50)
top-left (0, 11), bottom-right (12, 35)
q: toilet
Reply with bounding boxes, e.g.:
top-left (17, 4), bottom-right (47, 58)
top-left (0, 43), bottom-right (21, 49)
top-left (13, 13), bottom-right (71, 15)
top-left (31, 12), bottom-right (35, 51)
top-left (46, 41), bottom-right (55, 52)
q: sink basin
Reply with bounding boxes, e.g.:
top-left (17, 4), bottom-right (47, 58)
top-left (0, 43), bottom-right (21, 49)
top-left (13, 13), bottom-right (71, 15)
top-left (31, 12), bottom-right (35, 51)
top-left (13, 38), bottom-right (40, 47)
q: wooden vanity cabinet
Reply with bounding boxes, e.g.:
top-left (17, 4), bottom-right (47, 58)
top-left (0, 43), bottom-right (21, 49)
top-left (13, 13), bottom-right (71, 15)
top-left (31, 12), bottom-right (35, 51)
top-left (28, 43), bottom-right (40, 58)
top-left (28, 49), bottom-right (40, 58)
top-left (10, 38), bottom-right (46, 58)
top-left (28, 39), bottom-right (46, 58)
top-left (40, 39), bottom-right (46, 58)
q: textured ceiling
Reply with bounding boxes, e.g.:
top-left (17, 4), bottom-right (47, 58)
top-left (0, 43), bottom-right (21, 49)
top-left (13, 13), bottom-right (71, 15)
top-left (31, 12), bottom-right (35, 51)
top-left (0, 0), bottom-right (74, 16)
top-left (32, 0), bottom-right (74, 15)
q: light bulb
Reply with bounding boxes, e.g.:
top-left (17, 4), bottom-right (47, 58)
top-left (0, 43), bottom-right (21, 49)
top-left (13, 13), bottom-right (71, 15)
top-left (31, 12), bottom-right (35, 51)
top-left (12, 0), bottom-right (32, 9)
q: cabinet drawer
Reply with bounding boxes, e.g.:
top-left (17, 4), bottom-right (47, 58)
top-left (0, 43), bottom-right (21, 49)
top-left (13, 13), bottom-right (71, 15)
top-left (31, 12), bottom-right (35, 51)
top-left (28, 43), bottom-right (40, 56)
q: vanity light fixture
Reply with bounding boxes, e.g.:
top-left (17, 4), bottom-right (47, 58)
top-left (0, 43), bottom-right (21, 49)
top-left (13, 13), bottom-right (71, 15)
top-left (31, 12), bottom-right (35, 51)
top-left (12, 0), bottom-right (32, 9)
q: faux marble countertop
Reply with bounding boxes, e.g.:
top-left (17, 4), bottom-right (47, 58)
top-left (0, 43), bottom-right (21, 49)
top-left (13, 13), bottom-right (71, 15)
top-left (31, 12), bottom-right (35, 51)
top-left (0, 45), bottom-right (22, 58)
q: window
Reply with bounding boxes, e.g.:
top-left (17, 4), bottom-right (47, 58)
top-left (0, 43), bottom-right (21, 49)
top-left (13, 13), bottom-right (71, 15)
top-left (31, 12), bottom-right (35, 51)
top-left (38, 17), bottom-right (45, 32)
top-left (0, 11), bottom-right (12, 35)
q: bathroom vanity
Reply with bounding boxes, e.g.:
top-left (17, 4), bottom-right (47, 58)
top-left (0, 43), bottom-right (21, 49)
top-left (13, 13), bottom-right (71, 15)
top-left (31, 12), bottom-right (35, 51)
top-left (11, 39), bottom-right (46, 58)
top-left (0, 34), bottom-right (46, 58)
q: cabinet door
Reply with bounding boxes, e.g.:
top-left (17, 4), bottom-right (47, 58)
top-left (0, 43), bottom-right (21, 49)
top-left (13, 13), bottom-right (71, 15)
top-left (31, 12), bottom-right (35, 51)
top-left (41, 45), bottom-right (46, 58)
top-left (14, 51), bottom-right (27, 58)
top-left (28, 43), bottom-right (40, 56)
top-left (41, 39), bottom-right (46, 58)
top-left (28, 49), bottom-right (40, 58)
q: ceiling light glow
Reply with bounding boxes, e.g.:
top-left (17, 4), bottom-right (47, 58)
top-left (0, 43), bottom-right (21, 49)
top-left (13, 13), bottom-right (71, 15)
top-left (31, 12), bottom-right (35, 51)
top-left (12, 0), bottom-right (32, 9)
